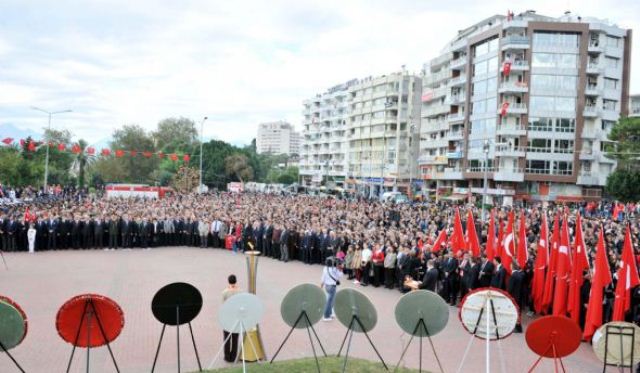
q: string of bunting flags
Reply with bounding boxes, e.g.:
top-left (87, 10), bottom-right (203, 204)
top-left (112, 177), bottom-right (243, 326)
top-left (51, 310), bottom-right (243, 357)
top-left (1, 137), bottom-right (190, 162)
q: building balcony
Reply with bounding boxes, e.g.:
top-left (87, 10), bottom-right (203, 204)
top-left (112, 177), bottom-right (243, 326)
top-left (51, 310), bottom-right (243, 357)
top-left (588, 42), bottom-right (603, 54)
top-left (418, 154), bottom-right (448, 165)
top-left (448, 112), bottom-right (465, 123)
top-left (446, 94), bottom-right (465, 105)
top-left (499, 103), bottom-right (528, 115)
top-left (497, 124), bottom-right (526, 136)
top-left (579, 150), bottom-right (595, 161)
top-left (581, 129), bottom-right (597, 139)
top-left (502, 19), bottom-right (528, 29)
top-left (421, 137), bottom-right (449, 149)
top-left (510, 60), bottom-right (529, 71)
top-left (501, 36), bottom-right (530, 50)
top-left (494, 168), bottom-right (525, 182)
top-left (586, 63), bottom-right (603, 75)
top-left (450, 57), bottom-right (467, 70)
top-left (583, 105), bottom-right (600, 117)
top-left (448, 131), bottom-right (464, 141)
top-left (442, 168), bottom-right (464, 180)
top-left (499, 82), bottom-right (528, 93)
top-left (448, 75), bottom-right (467, 87)
top-left (496, 146), bottom-right (526, 158)
top-left (585, 84), bottom-right (601, 96)
top-left (446, 151), bottom-right (464, 159)
top-left (577, 172), bottom-right (601, 186)
top-left (598, 152), bottom-right (616, 164)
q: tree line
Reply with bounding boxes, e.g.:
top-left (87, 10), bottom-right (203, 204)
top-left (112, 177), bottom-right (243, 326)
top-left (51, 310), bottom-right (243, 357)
top-left (0, 117), bottom-right (299, 192)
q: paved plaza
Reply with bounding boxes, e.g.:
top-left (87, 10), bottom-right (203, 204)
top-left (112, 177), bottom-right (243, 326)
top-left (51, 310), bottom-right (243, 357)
top-left (0, 248), bottom-right (603, 372)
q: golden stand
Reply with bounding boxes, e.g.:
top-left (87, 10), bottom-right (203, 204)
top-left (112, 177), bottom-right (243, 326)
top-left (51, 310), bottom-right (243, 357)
top-left (242, 250), bottom-right (266, 361)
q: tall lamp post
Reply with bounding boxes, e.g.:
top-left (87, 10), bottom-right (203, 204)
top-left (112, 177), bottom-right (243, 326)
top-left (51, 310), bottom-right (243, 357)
top-left (481, 139), bottom-right (490, 222)
top-left (31, 106), bottom-right (72, 192)
top-left (198, 116), bottom-right (208, 193)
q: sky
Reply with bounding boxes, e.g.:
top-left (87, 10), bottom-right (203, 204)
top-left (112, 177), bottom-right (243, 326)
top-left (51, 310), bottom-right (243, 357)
top-left (1, 0), bottom-right (639, 146)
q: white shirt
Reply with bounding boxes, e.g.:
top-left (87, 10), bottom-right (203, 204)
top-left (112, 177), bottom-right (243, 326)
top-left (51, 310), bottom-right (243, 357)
top-left (321, 266), bottom-right (343, 286)
top-left (361, 248), bottom-right (373, 262)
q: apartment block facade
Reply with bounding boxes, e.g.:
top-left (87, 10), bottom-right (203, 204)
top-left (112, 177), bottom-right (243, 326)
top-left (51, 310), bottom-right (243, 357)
top-left (256, 121), bottom-right (300, 156)
top-left (299, 72), bottom-right (422, 195)
top-left (419, 10), bottom-right (631, 204)
top-left (630, 94), bottom-right (640, 117)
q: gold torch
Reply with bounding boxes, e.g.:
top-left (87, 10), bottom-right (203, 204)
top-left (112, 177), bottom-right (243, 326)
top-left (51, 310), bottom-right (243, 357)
top-left (242, 246), bottom-right (266, 361)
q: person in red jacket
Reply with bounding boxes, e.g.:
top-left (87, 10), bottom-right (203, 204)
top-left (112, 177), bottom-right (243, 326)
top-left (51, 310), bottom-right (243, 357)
top-left (371, 244), bottom-right (385, 288)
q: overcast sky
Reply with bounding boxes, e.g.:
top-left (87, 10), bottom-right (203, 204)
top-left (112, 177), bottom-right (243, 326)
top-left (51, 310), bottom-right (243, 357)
top-left (1, 0), bottom-right (638, 145)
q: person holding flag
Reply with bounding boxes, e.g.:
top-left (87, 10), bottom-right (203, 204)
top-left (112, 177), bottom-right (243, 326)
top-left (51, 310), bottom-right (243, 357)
top-left (583, 227), bottom-right (611, 340)
top-left (612, 225), bottom-right (640, 321)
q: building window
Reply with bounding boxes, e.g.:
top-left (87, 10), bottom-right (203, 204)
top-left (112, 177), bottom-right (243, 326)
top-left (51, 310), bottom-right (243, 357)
top-left (606, 35), bottom-right (620, 48)
top-left (604, 78), bottom-right (619, 90)
top-left (553, 161), bottom-right (573, 175)
top-left (603, 99), bottom-right (617, 111)
top-left (526, 160), bottom-right (551, 174)
top-left (533, 32), bottom-right (579, 48)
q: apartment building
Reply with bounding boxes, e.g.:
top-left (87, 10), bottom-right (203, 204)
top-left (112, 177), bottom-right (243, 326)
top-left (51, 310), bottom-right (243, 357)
top-left (419, 10), bottom-right (631, 204)
top-left (630, 94), bottom-right (640, 117)
top-left (299, 79), bottom-right (357, 187)
top-left (299, 72), bottom-right (422, 194)
top-left (256, 121), bottom-right (299, 156)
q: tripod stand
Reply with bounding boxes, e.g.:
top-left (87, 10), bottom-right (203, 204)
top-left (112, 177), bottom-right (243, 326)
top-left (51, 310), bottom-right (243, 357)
top-left (270, 310), bottom-right (327, 373)
top-left (0, 340), bottom-right (24, 373)
top-left (208, 320), bottom-right (261, 373)
top-left (65, 298), bottom-right (120, 373)
top-left (457, 296), bottom-right (506, 373)
top-left (394, 318), bottom-right (444, 373)
top-left (151, 305), bottom-right (202, 373)
top-left (337, 315), bottom-right (388, 373)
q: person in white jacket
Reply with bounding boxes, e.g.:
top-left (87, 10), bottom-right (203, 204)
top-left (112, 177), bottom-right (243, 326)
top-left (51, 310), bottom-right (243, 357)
top-left (27, 223), bottom-right (36, 253)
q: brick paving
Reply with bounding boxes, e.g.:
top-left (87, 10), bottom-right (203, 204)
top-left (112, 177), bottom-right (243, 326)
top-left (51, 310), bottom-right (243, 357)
top-left (0, 248), bottom-right (603, 372)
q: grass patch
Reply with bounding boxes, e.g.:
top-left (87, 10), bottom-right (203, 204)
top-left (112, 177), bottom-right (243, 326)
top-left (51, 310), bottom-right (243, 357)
top-left (203, 356), bottom-right (423, 372)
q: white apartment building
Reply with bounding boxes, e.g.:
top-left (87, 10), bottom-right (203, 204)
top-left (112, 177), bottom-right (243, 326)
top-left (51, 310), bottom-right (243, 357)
top-left (300, 79), bottom-right (358, 187)
top-left (419, 10), bottom-right (631, 204)
top-left (630, 94), bottom-right (640, 117)
top-left (346, 71), bottom-right (422, 197)
top-left (256, 121), bottom-right (300, 156)
top-left (299, 72), bottom-right (422, 195)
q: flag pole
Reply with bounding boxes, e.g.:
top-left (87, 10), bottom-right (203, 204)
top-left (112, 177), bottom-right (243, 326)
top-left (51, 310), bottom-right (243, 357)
top-left (485, 294), bottom-right (490, 373)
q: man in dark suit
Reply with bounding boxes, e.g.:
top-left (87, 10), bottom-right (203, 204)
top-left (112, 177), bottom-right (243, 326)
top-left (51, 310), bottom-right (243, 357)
top-left (121, 216), bottom-right (131, 248)
top-left (36, 218), bottom-right (47, 251)
top-left (478, 254), bottom-right (495, 288)
top-left (301, 230), bottom-right (311, 264)
top-left (459, 252), bottom-right (474, 300)
top-left (71, 217), bottom-right (82, 250)
top-left (93, 216), bottom-right (104, 249)
top-left (59, 216), bottom-right (72, 250)
top-left (152, 218), bottom-right (161, 247)
top-left (108, 215), bottom-right (119, 250)
top-left (140, 218), bottom-right (152, 248)
top-left (263, 221), bottom-right (273, 257)
top-left (272, 225), bottom-right (281, 259)
top-left (319, 229), bottom-right (330, 263)
top-left (491, 256), bottom-right (507, 290)
top-left (5, 217), bottom-right (16, 251)
top-left (442, 251), bottom-right (460, 305)
top-left (419, 259), bottom-right (439, 292)
top-left (81, 217), bottom-right (92, 249)
top-left (507, 262), bottom-right (525, 332)
top-left (46, 216), bottom-right (58, 250)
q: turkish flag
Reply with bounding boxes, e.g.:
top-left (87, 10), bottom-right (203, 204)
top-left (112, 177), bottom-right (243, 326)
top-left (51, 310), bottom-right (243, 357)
top-left (1, 137), bottom-right (13, 145)
top-left (542, 213), bottom-right (560, 312)
top-left (431, 229), bottom-right (448, 253)
top-left (71, 144), bottom-right (81, 154)
top-left (583, 227), bottom-right (612, 340)
top-left (502, 61), bottom-right (512, 76)
top-left (500, 102), bottom-right (510, 117)
top-left (486, 209), bottom-right (496, 261)
top-left (28, 142), bottom-right (36, 152)
top-left (58, 143), bottom-right (66, 151)
top-left (516, 211), bottom-right (528, 269)
top-left (86, 147), bottom-right (95, 156)
top-left (170, 153), bottom-right (178, 161)
top-left (552, 216), bottom-right (571, 316)
top-left (101, 148), bottom-right (111, 156)
top-left (183, 154), bottom-right (190, 162)
top-left (143, 151), bottom-right (152, 158)
top-left (465, 209), bottom-right (480, 257)
top-left (612, 225), bottom-right (640, 321)
top-left (448, 208), bottom-right (466, 254)
top-left (568, 212), bottom-right (590, 323)
top-left (532, 213), bottom-right (549, 314)
top-left (115, 150), bottom-right (125, 158)
top-left (501, 211), bottom-right (515, 274)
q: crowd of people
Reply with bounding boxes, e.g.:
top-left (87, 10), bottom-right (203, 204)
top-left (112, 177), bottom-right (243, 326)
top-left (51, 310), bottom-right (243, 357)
top-left (1, 191), bottom-right (639, 333)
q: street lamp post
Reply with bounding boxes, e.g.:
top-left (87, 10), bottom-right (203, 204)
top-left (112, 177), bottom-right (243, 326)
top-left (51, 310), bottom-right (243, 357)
top-left (481, 139), bottom-right (490, 222)
top-left (31, 107), bottom-right (72, 192)
top-left (199, 116), bottom-right (208, 193)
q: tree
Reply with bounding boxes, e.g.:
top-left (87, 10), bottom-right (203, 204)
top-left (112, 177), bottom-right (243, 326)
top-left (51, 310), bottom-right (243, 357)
top-left (607, 116), bottom-right (640, 171)
top-left (70, 139), bottom-right (93, 188)
top-left (110, 125), bottom-right (159, 183)
top-left (89, 157), bottom-right (128, 184)
top-left (224, 154), bottom-right (254, 183)
top-left (153, 117), bottom-right (198, 154)
top-left (170, 166), bottom-right (200, 193)
top-left (606, 169), bottom-right (640, 202)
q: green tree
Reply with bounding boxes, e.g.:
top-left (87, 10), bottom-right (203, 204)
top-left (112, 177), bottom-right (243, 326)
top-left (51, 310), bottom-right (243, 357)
top-left (153, 117), bottom-right (198, 154)
top-left (170, 166), bottom-right (200, 193)
top-left (605, 117), bottom-right (640, 201)
top-left (110, 125), bottom-right (159, 183)
top-left (224, 154), bottom-right (254, 183)
top-left (606, 169), bottom-right (640, 202)
top-left (89, 157), bottom-right (128, 184)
